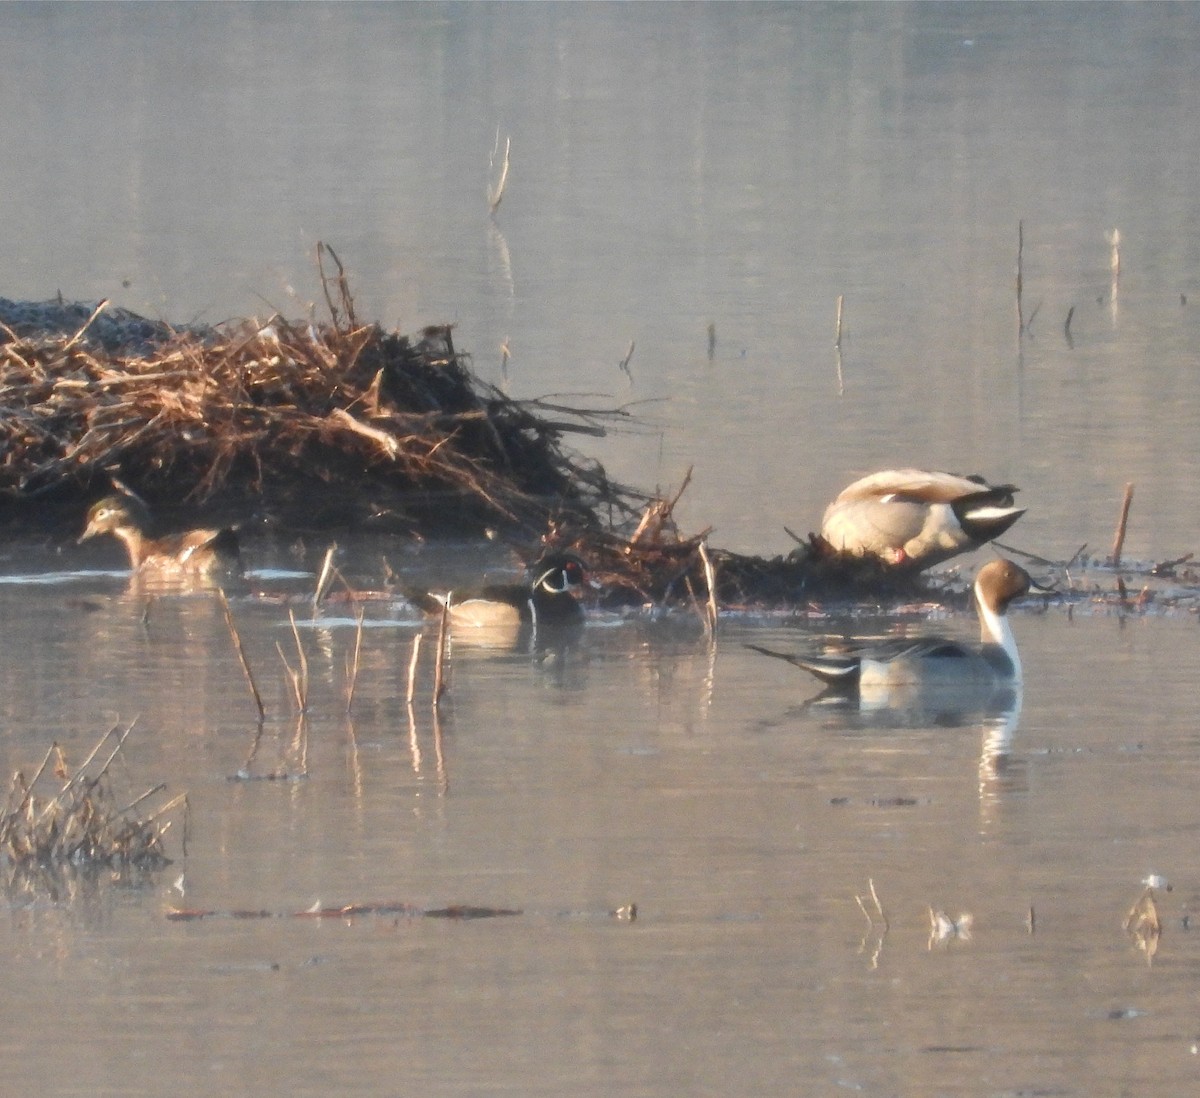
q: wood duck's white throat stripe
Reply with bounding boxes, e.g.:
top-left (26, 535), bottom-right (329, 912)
top-left (535, 566), bottom-right (574, 594)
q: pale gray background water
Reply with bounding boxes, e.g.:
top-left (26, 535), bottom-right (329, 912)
top-left (2, 4), bottom-right (1200, 1096)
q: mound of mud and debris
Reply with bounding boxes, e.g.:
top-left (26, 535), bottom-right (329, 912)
top-left (0, 258), bottom-right (649, 542)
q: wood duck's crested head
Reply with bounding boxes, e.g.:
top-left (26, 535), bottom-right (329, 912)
top-left (80, 495), bottom-right (151, 542)
top-left (528, 552), bottom-right (588, 597)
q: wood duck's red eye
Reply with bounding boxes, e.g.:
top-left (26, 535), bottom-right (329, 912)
top-left (564, 561), bottom-right (584, 582)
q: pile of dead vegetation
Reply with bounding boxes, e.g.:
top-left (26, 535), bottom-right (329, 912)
top-left (0, 724), bottom-right (183, 890)
top-left (0, 248), bottom-right (648, 538)
top-left (0, 253), bottom-right (947, 607)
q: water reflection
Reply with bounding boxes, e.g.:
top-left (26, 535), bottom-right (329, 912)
top-left (796, 669), bottom-right (1026, 830)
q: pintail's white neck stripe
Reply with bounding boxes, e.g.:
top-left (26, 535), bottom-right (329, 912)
top-left (976, 594), bottom-right (1021, 682)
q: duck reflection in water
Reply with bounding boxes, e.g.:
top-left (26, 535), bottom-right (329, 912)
top-left (750, 558), bottom-right (1040, 821)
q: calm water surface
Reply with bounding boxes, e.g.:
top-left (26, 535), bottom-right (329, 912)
top-left (2, 4), bottom-right (1200, 1096)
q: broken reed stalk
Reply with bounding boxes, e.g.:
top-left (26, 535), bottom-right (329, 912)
top-left (488, 133), bottom-right (511, 214)
top-left (61, 299), bottom-right (110, 355)
top-left (406, 632), bottom-right (423, 706)
top-left (432, 600), bottom-right (450, 707)
top-left (276, 609), bottom-right (310, 713)
top-left (834, 295), bottom-right (844, 348)
top-left (1016, 220), bottom-right (1025, 335)
top-left (344, 607), bottom-right (365, 715)
top-left (316, 241), bottom-right (357, 330)
top-left (618, 340), bottom-right (635, 381)
top-left (313, 544), bottom-right (337, 611)
top-left (1111, 482), bottom-right (1134, 569)
top-left (698, 539), bottom-right (718, 637)
top-left (218, 589), bottom-right (265, 721)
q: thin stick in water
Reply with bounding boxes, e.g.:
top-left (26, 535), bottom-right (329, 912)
top-left (1111, 481), bottom-right (1134, 569)
top-left (406, 633), bottom-right (423, 706)
top-left (432, 599), bottom-right (450, 707)
top-left (488, 133), bottom-right (511, 214)
top-left (835, 294), bottom-right (844, 348)
top-left (698, 539), bottom-right (718, 638)
top-left (289, 609), bottom-right (310, 711)
top-left (218, 589), bottom-right (265, 721)
top-left (344, 606), bottom-right (365, 715)
top-left (618, 340), bottom-right (635, 382)
top-left (1016, 220), bottom-right (1025, 335)
top-left (313, 544), bottom-right (337, 611)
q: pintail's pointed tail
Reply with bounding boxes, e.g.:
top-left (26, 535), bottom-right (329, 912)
top-left (745, 643), bottom-right (860, 687)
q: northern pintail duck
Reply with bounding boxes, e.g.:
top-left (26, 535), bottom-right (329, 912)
top-left (820, 469), bottom-right (1024, 570)
top-left (404, 552), bottom-right (589, 630)
top-left (748, 558), bottom-right (1033, 692)
top-left (79, 495), bottom-right (242, 575)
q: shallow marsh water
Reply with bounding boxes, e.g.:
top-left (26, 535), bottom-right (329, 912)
top-left (1, 551), bottom-right (1199, 1096)
top-left (4, 4), bottom-right (1200, 1096)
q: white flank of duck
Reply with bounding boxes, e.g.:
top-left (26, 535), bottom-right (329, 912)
top-left (747, 558), bottom-right (1033, 691)
top-left (820, 469), bottom-right (1025, 569)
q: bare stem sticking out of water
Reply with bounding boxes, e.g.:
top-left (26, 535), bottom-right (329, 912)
top-left (1064, 305), bottom-right (1075, 347)
top-left (432, 601), bottom-right (450, 707)
top-left (1016, 220), bottom-right (1025, 335)
top-left (218, 589), bottom-right (265, 722)
top-left (854, 878), bottom-right (888, 969)
top-left (835, 294), bottom-right (845, 348)
top-left (344, 606), bottom-right (365, 715)
top-left (618, 340), bottom-right (635, 382)
top-left (313, 544), bottom-right (337, 611)
top-left (488, 132), bottom-right (511, 214)
top-left (698, 539), bottom-right (718, 639)
top-left (854, 877), bottom-right (889, 932)
top-left (1111, 482), bottom-right (1134, 569)
top-left (406, 633), bottom-right (423, 706)
top-left (707, 323), bottom-right (716, 360)
top-left (277, 610), bottom-right (310, 713)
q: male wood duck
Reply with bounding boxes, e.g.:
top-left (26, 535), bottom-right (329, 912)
top-left (820, 469), bottom-right (1025, 570)
top-left (748, 558), bottom-right (1033, 694)
top-left (79, 494), bottom-right (242, 575)
top-left (404, 552), bottom-right (589, 630)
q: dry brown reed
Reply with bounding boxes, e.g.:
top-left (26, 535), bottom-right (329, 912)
top-left (218, 589), bottom-right (265, 721)
top-left (0, 723), bottom-right (182, 871)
